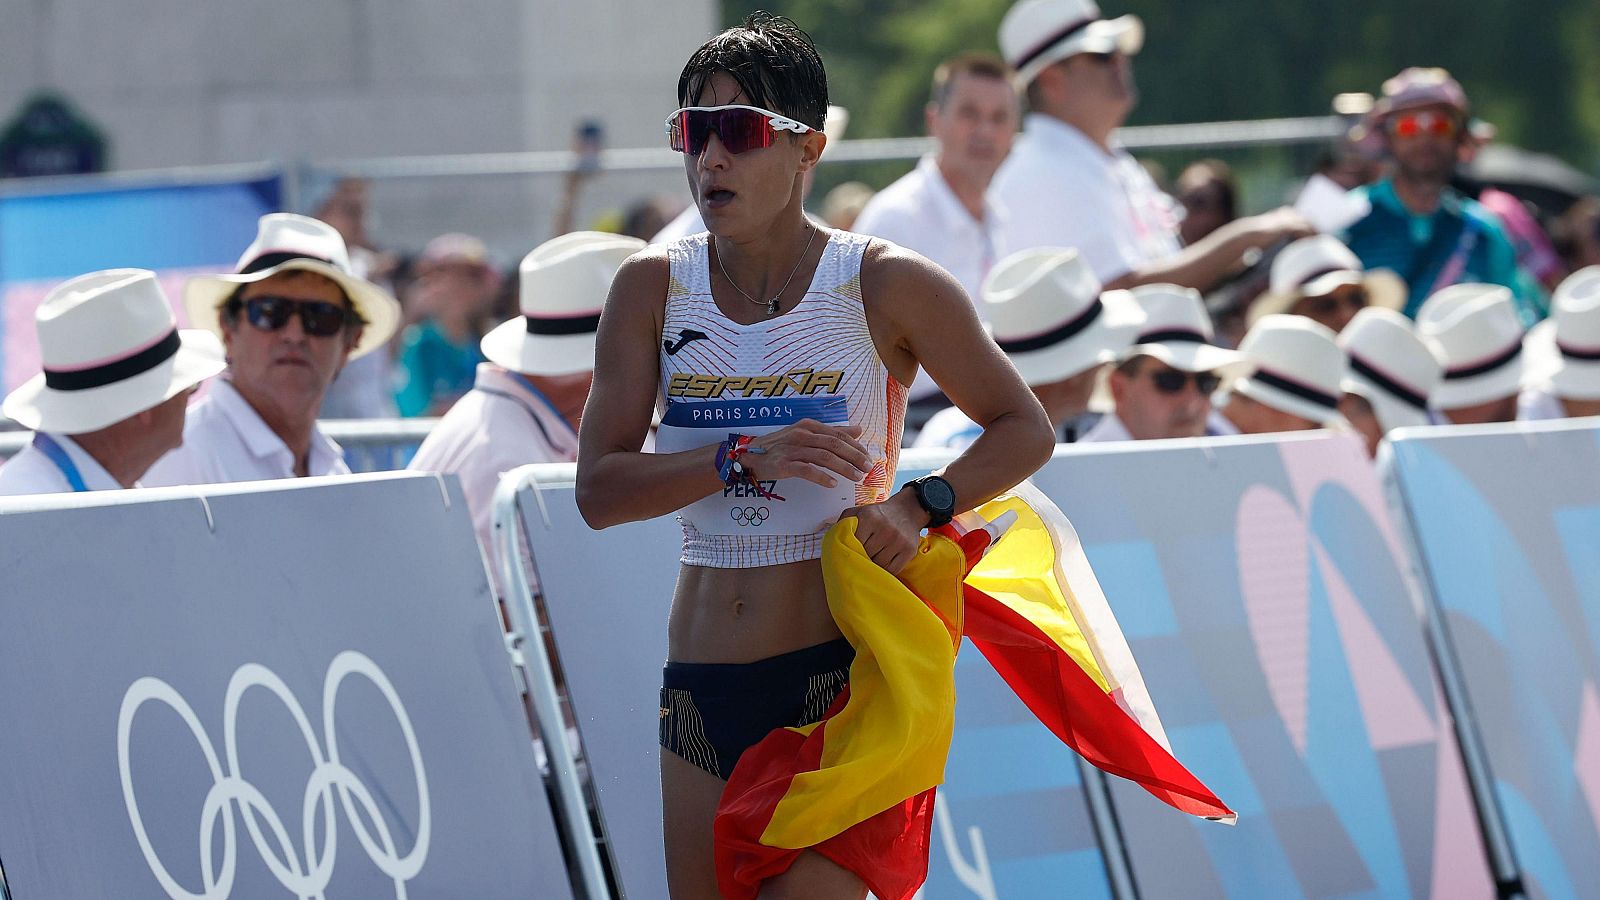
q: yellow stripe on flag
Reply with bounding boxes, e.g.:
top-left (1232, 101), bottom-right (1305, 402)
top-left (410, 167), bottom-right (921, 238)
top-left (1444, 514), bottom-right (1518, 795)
top-left (759, 518), bottom-right (966, 850)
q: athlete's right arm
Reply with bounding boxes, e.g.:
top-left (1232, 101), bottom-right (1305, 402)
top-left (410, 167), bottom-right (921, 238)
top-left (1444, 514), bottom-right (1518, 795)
top-left (575, 252), bottom-right (872, 530)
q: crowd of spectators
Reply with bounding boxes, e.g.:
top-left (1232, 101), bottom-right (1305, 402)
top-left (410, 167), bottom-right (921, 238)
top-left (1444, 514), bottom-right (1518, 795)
top-left (4, 0), bottom-right (1600, 516)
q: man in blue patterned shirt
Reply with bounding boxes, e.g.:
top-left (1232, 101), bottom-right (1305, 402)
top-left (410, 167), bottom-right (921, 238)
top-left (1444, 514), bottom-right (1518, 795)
top-left (1341, 68), bottom-right (1545, 325)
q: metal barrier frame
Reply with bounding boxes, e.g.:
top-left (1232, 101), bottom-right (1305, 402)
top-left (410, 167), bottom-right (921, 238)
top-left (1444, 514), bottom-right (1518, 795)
top-left (490, 463), bottom-right (612, 900)
top-left (0, 115), bottom-right (1347, 212)
top-left (0, 418), bottom-right (440, 471)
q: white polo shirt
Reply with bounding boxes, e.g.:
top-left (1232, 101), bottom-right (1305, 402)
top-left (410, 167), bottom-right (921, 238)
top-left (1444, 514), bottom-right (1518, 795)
top-left (407, 364), bottom-right (581, 559)
top-left (1517, 387), bottom-right (1565, 421)
top-left (911, 405), bottom-right (986, 452)
top-left (0, 433), bottom-right (124, 495)
top-left (142, 378), bottom-right (349, 485)
top-left (990, 114), bottom-right (1182, 282)
top-left (853, 154), bottom-right (1005, 314)
top-left (1078, 412), bottom-right (1134, 443)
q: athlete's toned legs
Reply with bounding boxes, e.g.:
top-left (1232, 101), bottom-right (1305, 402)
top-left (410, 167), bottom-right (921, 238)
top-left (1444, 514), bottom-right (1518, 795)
top-left (759, 850), bottom-right (866, 899)
top-left (661, 748), bottom-right (865, 899)
top-left (662, 748), bottom-right (724, 898)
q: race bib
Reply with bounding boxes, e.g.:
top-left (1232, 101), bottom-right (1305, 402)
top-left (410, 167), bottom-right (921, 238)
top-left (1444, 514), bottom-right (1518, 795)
top-left (656, 396), bottom-right (855, 536)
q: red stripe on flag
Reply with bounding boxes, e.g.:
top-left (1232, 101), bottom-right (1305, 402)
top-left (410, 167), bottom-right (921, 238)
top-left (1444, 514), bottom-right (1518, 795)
top-left (714, 689), bottom-right (939, 899)
top-left (962, 584), bottom-right (1234, 820)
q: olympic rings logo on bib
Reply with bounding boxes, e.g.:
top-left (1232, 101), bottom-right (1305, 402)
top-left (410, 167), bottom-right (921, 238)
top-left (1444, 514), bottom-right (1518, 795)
top-left (730, 506), bottom-right (770, 527)
top-left (116, 651), bottom-right (430, 899)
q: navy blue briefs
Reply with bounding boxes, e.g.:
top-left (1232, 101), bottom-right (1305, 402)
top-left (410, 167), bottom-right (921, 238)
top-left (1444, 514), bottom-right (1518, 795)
top-left (659, 638), bottom-right (853, 780)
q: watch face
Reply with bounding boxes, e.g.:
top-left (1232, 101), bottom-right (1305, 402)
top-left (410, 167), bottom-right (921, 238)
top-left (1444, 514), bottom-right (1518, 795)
top-left (921, 477), bottom-right (955, 511)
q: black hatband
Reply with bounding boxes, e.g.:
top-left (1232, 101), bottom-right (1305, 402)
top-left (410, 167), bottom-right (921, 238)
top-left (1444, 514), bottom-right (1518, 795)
top-left (1559, 340), bottom-right (1600, 362)
top-left (240, 252), bottom-right (334, 274)
top-left (1348, 354), bottom-right (1428, 411)
top-left (525, 313), bottom-right (601, 336)
top-left (1136, 328), bottom-right (1206, 345)
top-left (996, 299), bottom-right (1104, 354)
top-left (1443, 342), bottom-right (1521, 381)
top-left (43, 329), bottom-right (181, 392)
top-left (1251, 368), bottom-right (1339, 410)
top-left (1012, 16), bottom-right (1097, 71)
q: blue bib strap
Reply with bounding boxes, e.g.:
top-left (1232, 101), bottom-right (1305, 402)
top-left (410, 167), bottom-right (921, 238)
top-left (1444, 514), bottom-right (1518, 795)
top-left (32, 433), bottom-right (90, 493)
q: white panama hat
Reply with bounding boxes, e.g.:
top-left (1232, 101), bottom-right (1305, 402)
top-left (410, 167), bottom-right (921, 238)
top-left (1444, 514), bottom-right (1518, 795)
top-left (1337, 307), bottom-right (1442, 432)
top-left (3, 269), bottom-right (225, 433)
top-left (1250, 234), bottom-right (1406, 325)
top-left (1115, 283), bottom-right (1250, 377)
top-left (982, 248), bottom-right (1144, 385)
top-left (1416, 283), bottom-right (1525, 409)
top-left (1230, 314), bottom-right (1348, 425)
top-left (480, 231), bottom-right (645, 376)
top-left (1525, 266), bottom-right (1600, 401)
top-left (183, 213), bottom-right (401, 360)
top-left (1000, 0), bottom-right (1144, 87)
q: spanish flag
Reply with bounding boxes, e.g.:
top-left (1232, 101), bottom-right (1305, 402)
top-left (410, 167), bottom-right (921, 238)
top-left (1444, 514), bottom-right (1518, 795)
top-left (714, 483), bottom-right (1234, 899)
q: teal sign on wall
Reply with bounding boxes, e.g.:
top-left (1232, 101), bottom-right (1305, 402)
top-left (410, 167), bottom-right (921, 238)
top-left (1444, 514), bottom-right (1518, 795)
top-left (0, 94), bottom-right (107, 178)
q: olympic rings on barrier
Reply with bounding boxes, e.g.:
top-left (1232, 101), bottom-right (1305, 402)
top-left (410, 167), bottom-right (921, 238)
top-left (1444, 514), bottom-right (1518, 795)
top-left (729, 506), bottom-right (770, 527)
top-left (116, 651), bottom-right (430, 900)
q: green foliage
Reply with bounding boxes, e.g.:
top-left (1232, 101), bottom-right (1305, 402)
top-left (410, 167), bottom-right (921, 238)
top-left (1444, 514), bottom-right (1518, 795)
top-left (722, 0), bottom-right (1599, 168)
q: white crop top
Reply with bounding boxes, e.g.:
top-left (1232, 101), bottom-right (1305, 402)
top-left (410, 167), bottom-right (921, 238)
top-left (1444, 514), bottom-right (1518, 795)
top-left (654, 230), bottom-right (907, 568)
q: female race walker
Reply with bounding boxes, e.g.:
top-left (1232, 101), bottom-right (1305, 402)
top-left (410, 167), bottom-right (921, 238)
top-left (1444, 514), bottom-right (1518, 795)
top-left (576, 14), bottom-right (1053, 899)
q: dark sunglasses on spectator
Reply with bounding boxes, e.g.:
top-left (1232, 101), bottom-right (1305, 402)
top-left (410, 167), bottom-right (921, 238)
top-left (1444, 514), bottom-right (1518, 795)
top-left (1387, 110), bottom-right (1459, 140)
top-left (1303, 286), bottom-right (1369, 318)
top-left (1146, 369), bottom-right (1221, 395)
top-left (665, 104), bottom-right (813, 156)
top-left (240, 296), bottom-right (356, 337)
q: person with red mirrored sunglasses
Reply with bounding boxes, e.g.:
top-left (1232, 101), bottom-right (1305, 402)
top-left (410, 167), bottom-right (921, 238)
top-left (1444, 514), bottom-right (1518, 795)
top-left (575, 12), bottom-right (1053, 900)
top-left (1341, 67), bottom-right (1543, 324)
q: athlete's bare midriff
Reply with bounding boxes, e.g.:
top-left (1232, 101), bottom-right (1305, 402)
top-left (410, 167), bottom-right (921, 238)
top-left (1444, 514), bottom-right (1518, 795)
top-left (667, 559), bottom-right (841, 663)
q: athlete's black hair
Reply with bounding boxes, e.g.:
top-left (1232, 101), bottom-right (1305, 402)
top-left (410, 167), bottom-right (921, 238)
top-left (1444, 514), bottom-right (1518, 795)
top-left (677, 11), bottom-right (829, 132)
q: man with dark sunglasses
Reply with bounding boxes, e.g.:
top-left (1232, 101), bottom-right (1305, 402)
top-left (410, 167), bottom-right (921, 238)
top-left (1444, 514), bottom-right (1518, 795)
top-left (1342, 68), bottom-right (1543, 324)
top-left (1080, 284), bottom-right (1249, 442)
top-left (144, 214), bottom-right (401, 485)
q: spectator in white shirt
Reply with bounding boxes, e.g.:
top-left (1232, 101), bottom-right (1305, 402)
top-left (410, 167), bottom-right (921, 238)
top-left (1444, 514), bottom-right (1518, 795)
top-left (408, 231), bottom-right (645, 557)
top-left (854, 53), bottom-right (1018, 311)
top-left (1213, 315), bottom-right (1347, 435)
top-left (0, 270), bottom-right (224, 496)
top-left (1523, 266), bottom-right (1600, 420)
top-left (991, 0), bottom-right (1309, 290)
top-left (1080, 284), bottom-right (1249, 442)
top-left (144, 214), bottom-right (401, 485)
top-left (915, 247), bottom-right (1144, 450)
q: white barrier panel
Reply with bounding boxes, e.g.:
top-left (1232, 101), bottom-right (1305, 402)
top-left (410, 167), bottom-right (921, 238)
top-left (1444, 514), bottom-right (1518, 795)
top-left (1385, 418), bottom-right (1600, 899)
top-left (1037, 433), bottom-right (1496, 898)
top-left (0, 473), bottom-right (571, 899)
top-left (512, 452), bottom-right (1117, 899)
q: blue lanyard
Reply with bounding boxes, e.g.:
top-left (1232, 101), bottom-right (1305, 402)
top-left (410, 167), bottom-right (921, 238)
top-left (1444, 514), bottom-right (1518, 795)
top-left (32, 433), bottom-right (89, 493)
top-left (509, 373), bottom-right (578, 439)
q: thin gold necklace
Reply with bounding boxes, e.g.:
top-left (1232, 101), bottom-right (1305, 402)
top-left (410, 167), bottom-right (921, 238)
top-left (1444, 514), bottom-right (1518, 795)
top-left (714, 225), bottom-right (819, 316)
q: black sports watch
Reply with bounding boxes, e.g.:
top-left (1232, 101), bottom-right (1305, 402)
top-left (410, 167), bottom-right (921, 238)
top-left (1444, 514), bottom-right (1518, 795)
top-left (907, 475), bottom-right (957, 528)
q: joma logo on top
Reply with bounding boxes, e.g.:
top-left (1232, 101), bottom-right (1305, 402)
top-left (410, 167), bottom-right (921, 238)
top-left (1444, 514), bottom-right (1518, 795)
top-left (667, 368), bottom-right (845, 399)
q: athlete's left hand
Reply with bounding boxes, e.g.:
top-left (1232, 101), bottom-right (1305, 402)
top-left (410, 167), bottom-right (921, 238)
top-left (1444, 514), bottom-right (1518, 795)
top-left (840, 488), bottom-right (929, 574)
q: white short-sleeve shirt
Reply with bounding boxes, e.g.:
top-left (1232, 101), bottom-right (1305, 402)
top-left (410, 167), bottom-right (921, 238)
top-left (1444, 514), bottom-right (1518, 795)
top-left (0, 433), bottom-right (124, 495)
top-left (1078, 412), bottom-right (1135, 443)
top-left (142, 378), bottom-right (349, 486)
top-left (407, 364), bottom-right (581, 560)
top-left (910, 405), bottom-right (985, 452)
top-left (989, 114), bottom-right (1182, 282)
top-left (853, 154), bottom-right (1005, 314)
